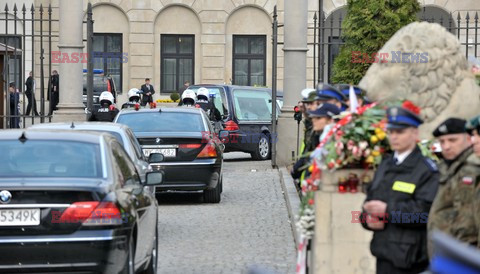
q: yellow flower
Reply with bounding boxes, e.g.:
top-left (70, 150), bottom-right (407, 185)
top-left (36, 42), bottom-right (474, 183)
top-left (371, 150), bottom-right (380, 157)
top-left (308, 165), bottom-right (313, 172)
top-left (366, 156), bottom-right (374, 164)
top-left (374, 128), bottom-right (383, 135)
top-left (377, 132), bottom-right (386, 141)
top-left (370, 135), bottom-right (379, 144)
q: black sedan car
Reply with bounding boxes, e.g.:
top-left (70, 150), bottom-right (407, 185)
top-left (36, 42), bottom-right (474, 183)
top-left (0, 129), bottom-right (163, 273)
top-left (114, 107), bottom-right (224, 203)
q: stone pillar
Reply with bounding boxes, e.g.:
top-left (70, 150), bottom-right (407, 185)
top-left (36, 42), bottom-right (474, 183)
top-left (53, 0), bottom-right (85, 122)
top-left (275, 0), bottom-right (308, 166)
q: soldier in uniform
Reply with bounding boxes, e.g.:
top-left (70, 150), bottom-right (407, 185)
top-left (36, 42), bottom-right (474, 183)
top-left (360, 104), bottom-right (439, 273)
top-left (335, 84), bottom-right (367, 107)
top-left (427, 118), bottom-right (479, 257)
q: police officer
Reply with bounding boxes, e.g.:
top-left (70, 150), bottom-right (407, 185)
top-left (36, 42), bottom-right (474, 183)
top-left (196, 87), bottom-right (221, 121)
top-left (428, 118), bottom-right (479, 257)
top-left (88, 91), bottom-right (119, 122)
top-left (178, 89), bottom-right (197, 107)
top-left (122, 88), bottom-right (141, 109)
top-left (291, 103), bottom-right (340, 180)
top-left (360, 104), bottom-right (439, 273)
top-left (315, 83), bottom-right (346, 110)
top-left (299, 89), bottom-right (316, 153)
top-left (336, 84), bottom-right (367, 107)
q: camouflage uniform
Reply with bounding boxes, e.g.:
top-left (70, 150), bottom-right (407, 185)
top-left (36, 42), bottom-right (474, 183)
top-left (428, 146), bottom-right (480, 257)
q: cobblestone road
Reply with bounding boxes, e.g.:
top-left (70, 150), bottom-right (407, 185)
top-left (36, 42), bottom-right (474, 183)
top-left (156, 153), bottom-right (296, 274)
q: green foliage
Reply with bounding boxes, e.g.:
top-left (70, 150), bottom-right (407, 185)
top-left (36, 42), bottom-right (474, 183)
top-left (331, 0), bottom-right (420, 84)
top-left (170, 92), bottom-right (180, 102)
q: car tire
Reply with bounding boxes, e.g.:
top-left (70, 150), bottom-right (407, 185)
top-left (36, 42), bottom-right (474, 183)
top-left (251, 133), bottom-right (270, 161)
top-left (121, 237), bottom-right (135, 274)
top-left (142, 225), bottom-right (158, 274)
top-left (203, 182), bottom-right (221, 203)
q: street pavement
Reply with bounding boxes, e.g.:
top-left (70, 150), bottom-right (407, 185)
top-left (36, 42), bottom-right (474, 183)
top-left (156, 152), bottom-right (297, 274)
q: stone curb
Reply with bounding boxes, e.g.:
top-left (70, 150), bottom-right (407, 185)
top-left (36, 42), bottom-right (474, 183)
top-left (278, 166), bottom-right (301, 248)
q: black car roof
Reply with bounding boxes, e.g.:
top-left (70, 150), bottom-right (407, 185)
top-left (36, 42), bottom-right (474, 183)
top-left (0, 129), bottom-right (109, 144)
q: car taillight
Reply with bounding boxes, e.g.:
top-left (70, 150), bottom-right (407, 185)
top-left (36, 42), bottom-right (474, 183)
top-left (179, 144), bottom-right (202, 149)
top-left (59, 201), bottom-right (122, 226)
top-left (197, 142), bottom-right (217, 158)
top-left (224, 120), bottom-right (239, 131)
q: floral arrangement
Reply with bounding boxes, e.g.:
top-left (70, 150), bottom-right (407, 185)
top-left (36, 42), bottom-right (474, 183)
top-left (323, 105), bottom-right (389, 170)
top-left (473, 65), bottom-right (480, 86)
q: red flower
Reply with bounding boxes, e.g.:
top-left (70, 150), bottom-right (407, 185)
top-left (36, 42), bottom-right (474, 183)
top-left (402, 100), bottom-right (421, 115)
top-left (308, 199), bottom-right (314, 205)
top-left (327, 162), bottom-right (335, 169)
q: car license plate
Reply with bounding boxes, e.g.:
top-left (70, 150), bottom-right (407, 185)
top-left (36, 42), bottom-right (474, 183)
top-left (143, 148), bottom-right (176, 158)
top-left (0, 209), bottom-right (40, 226)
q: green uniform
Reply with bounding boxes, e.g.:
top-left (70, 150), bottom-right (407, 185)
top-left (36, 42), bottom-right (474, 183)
top-left (427, 147), bottom-right (480, 257)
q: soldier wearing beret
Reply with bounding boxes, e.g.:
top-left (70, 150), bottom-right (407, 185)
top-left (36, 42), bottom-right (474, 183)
top-left (360, 103), bottom-right (439, 273)
top-left (427, 118), bottom-right (479, 257)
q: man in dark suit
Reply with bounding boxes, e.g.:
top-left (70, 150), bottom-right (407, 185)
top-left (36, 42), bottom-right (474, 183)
top-left (25, 71), bottom-right (39, 116)
top-left (140, 78), bottom-right (155, 106)
top-left (178, 80), bottom-right (190, 98)
top-left (48, 70), bottom-right (59, 115)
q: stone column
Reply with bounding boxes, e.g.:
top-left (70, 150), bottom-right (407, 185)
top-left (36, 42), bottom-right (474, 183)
top-left (53, 0), bottom-right (85, 122)
top-left (275, 0), bottom-right (308, 166)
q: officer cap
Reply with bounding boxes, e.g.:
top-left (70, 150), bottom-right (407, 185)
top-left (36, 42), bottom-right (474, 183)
top-left (466, 114), bottom-right (480, 135)
top-left (386, 105), bottom-right (423, 129)
top-left (308, 103), bottom-right (340, 118)
top-left (433, 118), bottom-right (467, 137)
top-left (301, 88), bottom-right (316, 103)
top-left (315, 83), bottom-right (346, 102)
top-left (335, 84), bottom-right (366, 99)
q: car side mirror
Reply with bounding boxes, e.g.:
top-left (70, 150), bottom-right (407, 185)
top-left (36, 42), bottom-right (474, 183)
top-left (145, 171), bottom-right (164, 186)
top-left (218, 130), bottom-right (229, 142)
top-left (148, 153), bottom-right (164, 163)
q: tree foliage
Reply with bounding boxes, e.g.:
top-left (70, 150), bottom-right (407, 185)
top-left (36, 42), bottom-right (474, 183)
top-left (331, 0), bottom-right (420, 84)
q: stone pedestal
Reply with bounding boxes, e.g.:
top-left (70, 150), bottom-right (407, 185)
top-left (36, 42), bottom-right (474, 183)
top-left (313, 169), bottom-right (376, 274)
top-left (53, 0), bottom-right (86, 123)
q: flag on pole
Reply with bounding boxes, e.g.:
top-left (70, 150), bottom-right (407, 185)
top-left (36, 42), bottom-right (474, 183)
top-left (349, 85), bottom-right (359, 114)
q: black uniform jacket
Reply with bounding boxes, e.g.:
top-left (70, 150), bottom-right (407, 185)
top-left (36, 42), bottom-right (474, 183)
top-left (361, 145), bottom-right (439, 269)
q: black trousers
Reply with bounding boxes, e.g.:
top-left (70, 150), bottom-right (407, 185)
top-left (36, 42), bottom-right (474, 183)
top-left (49, 91), bottom-right (59, 115)
top-left (26, 93), bottom-right (38, 115)
top-left (376, 259), bottom-right (429, 274)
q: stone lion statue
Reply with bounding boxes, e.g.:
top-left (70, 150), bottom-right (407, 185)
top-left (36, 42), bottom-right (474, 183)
top-left (359, 21), bottom-right (480, 138)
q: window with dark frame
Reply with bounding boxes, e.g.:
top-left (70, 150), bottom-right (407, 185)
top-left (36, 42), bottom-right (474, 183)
top-left (233, 35), bottom-right (266, 87)
top-left (93, 33), bottom-right (123, 93)
top-left (161, 34), bottom-right (194, 93)
top-left (0, 36), bottom-right (22, 89)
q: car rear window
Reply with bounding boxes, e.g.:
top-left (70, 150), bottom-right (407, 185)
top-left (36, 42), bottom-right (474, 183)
top-left (116, 112), bottom-right (205, 132)
top-left (232, 89), bottom-right (273, 121)
top-left (0, 140), bottom-right (103, 178)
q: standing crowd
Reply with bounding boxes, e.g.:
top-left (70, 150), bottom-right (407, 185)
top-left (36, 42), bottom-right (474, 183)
top-left (291, 83), bottom-right (480, 273)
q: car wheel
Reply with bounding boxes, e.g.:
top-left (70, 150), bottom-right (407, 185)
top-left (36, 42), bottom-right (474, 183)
top-left (121, 237), bottom-right (135, 274)
top-left (251, 134), bottom-right (270, 160)
top-left (203, 182), bottom-right (221, 203)
top-left (142, 225), bottom-right (158, 274)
